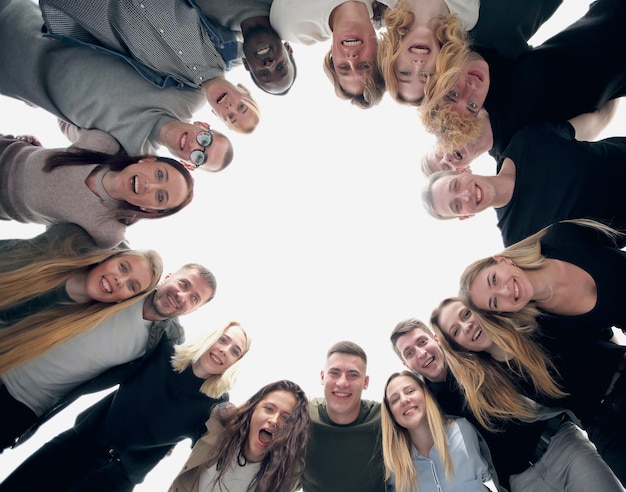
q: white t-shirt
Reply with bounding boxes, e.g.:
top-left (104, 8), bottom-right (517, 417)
top-left (270, 0), bottom-right (397, 45)
top-left (198, 458), bottom-right (262, 492)
top-left (2, 301), bottom-right (150, 416)
top-left (445, 0), bottom-right (480, 30)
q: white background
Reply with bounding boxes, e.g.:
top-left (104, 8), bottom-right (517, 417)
top-left (1, 2), bottom-right (623, 488)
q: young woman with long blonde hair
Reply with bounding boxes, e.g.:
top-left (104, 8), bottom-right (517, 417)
top-left (0, 223), bottom-right (162, 375)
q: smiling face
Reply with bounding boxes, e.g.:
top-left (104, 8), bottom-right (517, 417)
top-left (470, 258), bottom-right (534, 313)
top-left (244, 390), bottom-right (297, 463)
top-left (194, 324), bottom-right (247, 378)
top-left (430, 172), bottom-right (496, 219)
top-left (159, 121), bottom-right (229, 172)
top-left (331, 17), bottom-right (378, 96)
top-left (205, 80), bottom-right (259, 133)
top-left (394, 26), bottom-right (439, 103)
top-left (85, 253), bottom-right (153, 303)
top-left (385, 375), bottom-right (427, 430)
top-left (113, 158), bottom-right (189, 212)
top-left (394, 327), bottom-right (446, 382)
top-left (443, 52), bottom-right (490, 118)
top-left (437, 300), bottom-right (494, 353)
top-left (150, 268), bottom-right (214, 318)
top-left (321, 352), bottom-right (369, 424)
top-left (243, 25), bottom-right (295, 95)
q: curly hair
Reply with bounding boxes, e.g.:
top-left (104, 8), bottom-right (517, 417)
top-left (378, 5), bottom-right (468, 106)
top-left (419, 103), bottom-right (483, 153)
top-left (207, 380), bottom-right (310, 492)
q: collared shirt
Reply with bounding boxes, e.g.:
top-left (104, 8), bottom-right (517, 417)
top-left (40, 0), bottom-right (241, 89)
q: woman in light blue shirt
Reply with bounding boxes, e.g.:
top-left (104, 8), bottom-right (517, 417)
top-left (382, 370), bottom-right (499, 492)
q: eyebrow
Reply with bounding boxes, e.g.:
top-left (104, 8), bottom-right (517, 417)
top-left (223, 333), bottom-right (242, 355)
top-left (486, 273), bottom-right (494, 310)
top-left (446, 179), bottom-right (457, 214)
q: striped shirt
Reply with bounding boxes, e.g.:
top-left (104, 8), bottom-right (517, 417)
top-left (40, 0), bottom-right (241, 88)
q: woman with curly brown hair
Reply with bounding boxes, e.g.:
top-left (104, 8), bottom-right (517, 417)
top-left (170, 379), bottom-right (310, 492)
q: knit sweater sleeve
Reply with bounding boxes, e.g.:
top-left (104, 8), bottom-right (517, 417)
top-left (58, 119), bottom-right (122, 155)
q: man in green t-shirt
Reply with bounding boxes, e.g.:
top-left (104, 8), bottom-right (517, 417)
top-left (301, 340), bottom-right (385, 492)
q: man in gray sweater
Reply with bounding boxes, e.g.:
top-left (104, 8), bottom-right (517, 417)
top-left (0, 0), bottom-right (232, 172)
top-left (1, 256), bottom-right (217, 452)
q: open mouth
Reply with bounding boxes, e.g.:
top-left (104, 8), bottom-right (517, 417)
top-left (166, 293), bottom-right (180, 310)
top-left (180, 132), bottom-right (187, 151)
top-left (132, 176), bottom-right (139, 194)
top-left (256, 47), bottom-right (270, 56)
top-left (422, 356), bottom-right (434, 368)
top-left (468, 70), bottom-right (483, 83)
top-left (333, 392), bottom-right (350, 398)
top-left (217, 92), bottom-right (228, 104)
top-left (403, 406), bottom-right (418, 416)
top-left (409, 46), bottom-right (430, 55)
top-left (475, 185), bottom-right (482, 205)
top-left (472, 328), bottom-right (482, 342)
top-left (101, 277), bottom-right (112, 294)
top-left (513, 280), bottom-right (520, 301)
top-left (259, 429), bottom-right (273, 445)
top-left (342, 38), bottom-right (362, 47)
top-left (209, 353), bottom-right (222, 365)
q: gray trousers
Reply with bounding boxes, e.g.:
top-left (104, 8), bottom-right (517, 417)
top-left (509, 421), bottom-right (623, 492)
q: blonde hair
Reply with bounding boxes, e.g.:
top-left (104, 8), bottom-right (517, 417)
top-left (323, 49), bottom-right (386, 109)
top-left (459, 218), bottom-right (621, 327)
top-left (378, 6), bottom-right (468, 106)
top-left (430, 298), bottom-right (567, 429)
top-left (382, 371), bottom-right (453, 491)
top-left (171, 321), bottom-right (251, 398)
top-left (421, 170), bottom-right (464, 220)
top-left (419, 103), bottom-right (482, 153)
top-left (0, 234), bottom-right (162, 375)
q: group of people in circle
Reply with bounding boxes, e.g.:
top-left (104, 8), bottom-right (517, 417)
top-left (1, 0), bottom-right (626, 491)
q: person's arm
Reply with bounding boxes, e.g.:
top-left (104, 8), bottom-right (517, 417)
top-left (57, 119), bottom-right (122, 154)
top-left (568, 99), bottom-right (619, 141)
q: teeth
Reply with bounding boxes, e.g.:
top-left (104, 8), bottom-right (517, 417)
top-left (342, 39), bottom-right (361, 47)
top-left (256, 47), bottom-right (270, 56)
top-left (217, 93), bottom-right (227, 104)
top-left (102, 277), bottom-right (112, 293)
top-left (423, 357), bottom-right (433, 368)
top-left (167, 293), bottom-right (179, 309)
top-left (133, 176), bottom-right (139, 194)
top-left (472, 329), bottom-right (481, 341)
top-left (210, 353), bottom-right (222, 365)
top-left (409, 46), bottom-right (429, 54)
top-left (334, 392), bottom-right (350, 397)
top-left (180, 133), bottom-right (187, 150)
top-left (514, 282), bottom-right (519, 300)
top-left (476, 186), bottom-right (482, 203)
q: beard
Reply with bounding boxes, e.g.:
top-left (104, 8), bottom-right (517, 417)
top-left (149, 290), bottom-right (172, 319)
